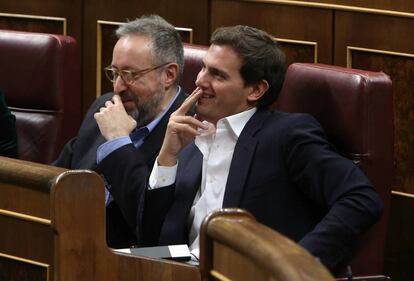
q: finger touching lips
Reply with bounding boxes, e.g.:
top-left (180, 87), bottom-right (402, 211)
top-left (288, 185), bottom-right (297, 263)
top-left (177, 88), bottom-right (203, 115)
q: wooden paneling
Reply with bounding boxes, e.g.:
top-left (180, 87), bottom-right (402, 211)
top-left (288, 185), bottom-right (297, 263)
top-left (0, 216), bottom-right (53, 264)
top-left (210, 0), bottom-right (333, 64)
top-left (0, 183), bottom-right (50, 219)
top-left (0, 255), bottom-right (49, 281)
top-left (334, 11), bottom-right (414, 65)
top-left (0, 1), bottom-right (82, 48)
top-left (0, 156), bottom-right (201, 281)
top-left (96, 21), bottom-right (120, 98)
top-left (385, 192), bottom-right (414, 281)
top-left (347, 48), bottom-right (414, 194)
top-left (0, 13), bottom-right (65, 35)
top-left (277, 38), bottom-right (318, 65)
top-left (335, 11), bottom-right (414, 193)
top-left (285, 0), bottom-right (414, 13)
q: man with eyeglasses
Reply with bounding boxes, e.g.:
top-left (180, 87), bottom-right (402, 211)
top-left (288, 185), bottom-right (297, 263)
top-left (53, 14), bottom-right (186, 249)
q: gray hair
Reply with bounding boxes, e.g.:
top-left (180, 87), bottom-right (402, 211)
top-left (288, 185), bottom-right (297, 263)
top-left (116, 14), bottom-right (184, 85)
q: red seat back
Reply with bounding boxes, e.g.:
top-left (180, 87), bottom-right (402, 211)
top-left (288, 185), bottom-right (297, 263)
top-left (0, 30), bottom-right (81, 164)
top-left (278, 63), bottom-right (393, 276)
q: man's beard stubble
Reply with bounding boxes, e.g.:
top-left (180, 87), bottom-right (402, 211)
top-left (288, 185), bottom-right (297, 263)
top-left (119, 84), bottom-right (165, 128)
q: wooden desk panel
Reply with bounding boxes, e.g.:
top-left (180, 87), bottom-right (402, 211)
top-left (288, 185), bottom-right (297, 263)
top-left (0, 157), bottom-right (200, 281)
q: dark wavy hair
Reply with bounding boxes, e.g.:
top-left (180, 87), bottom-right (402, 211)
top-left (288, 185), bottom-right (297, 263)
top-left (210, 25), bottom-right (286, 108)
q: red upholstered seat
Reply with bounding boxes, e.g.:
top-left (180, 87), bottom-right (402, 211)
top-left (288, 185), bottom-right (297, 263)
top-left (182, 43), bottom-right (208, 94)
top-left (278, 63), bottom-right (393, 276)
top-left (0, 30), bottom-right (81, 164)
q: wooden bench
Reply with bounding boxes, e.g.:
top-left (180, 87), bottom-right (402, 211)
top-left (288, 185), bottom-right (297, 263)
top-left (199, 208), bottom-right (335, 281)
top-left (0, 155), bottom-right (392, 281)
top-left (0, 156), bottom-right (200, 281)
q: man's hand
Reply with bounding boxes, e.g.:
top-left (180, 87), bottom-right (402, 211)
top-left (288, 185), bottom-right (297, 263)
top-left (94, 95), bottom-right (137, 140)
top-left (158, 88), bottom-right (208, 166)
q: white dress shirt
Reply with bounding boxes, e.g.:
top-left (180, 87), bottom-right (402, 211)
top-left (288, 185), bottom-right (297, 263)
top-left (149, 107), bottom-right (256, 259)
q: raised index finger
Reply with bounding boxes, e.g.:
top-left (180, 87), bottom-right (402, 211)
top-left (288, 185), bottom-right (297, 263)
top-left (174, 87), bottom-right (202, 116)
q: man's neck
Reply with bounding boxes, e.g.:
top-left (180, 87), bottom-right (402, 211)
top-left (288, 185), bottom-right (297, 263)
top-left (161, 86), bottom-right (178, 112)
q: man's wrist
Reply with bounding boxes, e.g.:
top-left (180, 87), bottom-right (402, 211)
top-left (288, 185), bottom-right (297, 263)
top-left (149, 157), bottom-right (178, 189)
top-left (157, 152), bottom-right (177, 167)
top-left (103, 131), bottom-right (130, 141)
top-left (96, 136), bottom-right (132, 163)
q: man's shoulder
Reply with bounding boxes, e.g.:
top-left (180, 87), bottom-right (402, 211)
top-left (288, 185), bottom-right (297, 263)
top-left (263, 110), bottom-right (321, 128)
top-left (266, 110), bottom-right (313, 120)
top-left (246, 110), bottom-right (324, 141)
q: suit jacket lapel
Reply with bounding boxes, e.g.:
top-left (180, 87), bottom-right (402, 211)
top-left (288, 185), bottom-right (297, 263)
top-left (223, 110), bottom-right (270, 207)
top-left (75, 129), bottom-right (106, 169)
top-left (159, 144), bottom-right (202, 244)
top-left (176, 144), bottom-right (203, 209)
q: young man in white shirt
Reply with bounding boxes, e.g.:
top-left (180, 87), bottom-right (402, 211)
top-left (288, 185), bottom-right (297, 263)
top-left (96, 25), bottom-right (383, 271)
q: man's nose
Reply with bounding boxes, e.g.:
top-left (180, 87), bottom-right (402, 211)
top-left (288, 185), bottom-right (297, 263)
top-left (195, 69), bottom-right (208, 88)
top-left (113, 75), bottom-right (128, 94)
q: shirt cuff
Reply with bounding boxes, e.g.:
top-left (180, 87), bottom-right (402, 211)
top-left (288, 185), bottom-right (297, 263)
top-left (149, 157), bottom-right (178, 189)
top-left (96, 136), bottom-right (132, 163)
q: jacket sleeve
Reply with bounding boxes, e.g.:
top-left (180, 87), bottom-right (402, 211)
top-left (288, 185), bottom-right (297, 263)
top-left (283, 114), bottom-right (383, 270)
top-left (52, 137), bottom-right (77, 167)
top-left (94, 144), bottom-right (151, 243)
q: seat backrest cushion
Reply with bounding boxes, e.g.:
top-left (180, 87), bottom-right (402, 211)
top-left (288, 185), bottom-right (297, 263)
top-left (277, 63), bottom-right (393, 276)
top-left (0, 30), bottom-right (81, 164)
top-left (182, 43), bottom-right (208, 94)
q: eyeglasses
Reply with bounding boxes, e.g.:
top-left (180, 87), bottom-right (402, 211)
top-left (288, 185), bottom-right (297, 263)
top-left (104, 62), bottom-right (170, 85)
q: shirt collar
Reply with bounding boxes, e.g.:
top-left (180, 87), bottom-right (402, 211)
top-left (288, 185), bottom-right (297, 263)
top-left (218, 107), bottom-right (257, 138)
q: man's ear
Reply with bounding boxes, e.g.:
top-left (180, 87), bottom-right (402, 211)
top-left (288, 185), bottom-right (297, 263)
top-left (247, 79), bottom-right (269, 102)
top-left (164, 63), bottom-right (179, 87)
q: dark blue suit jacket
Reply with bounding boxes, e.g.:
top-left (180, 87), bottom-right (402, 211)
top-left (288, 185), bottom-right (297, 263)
top-left (53, 89), bottom-right (187, 248)
top-left (97, 109), bottom-right (383, 270)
